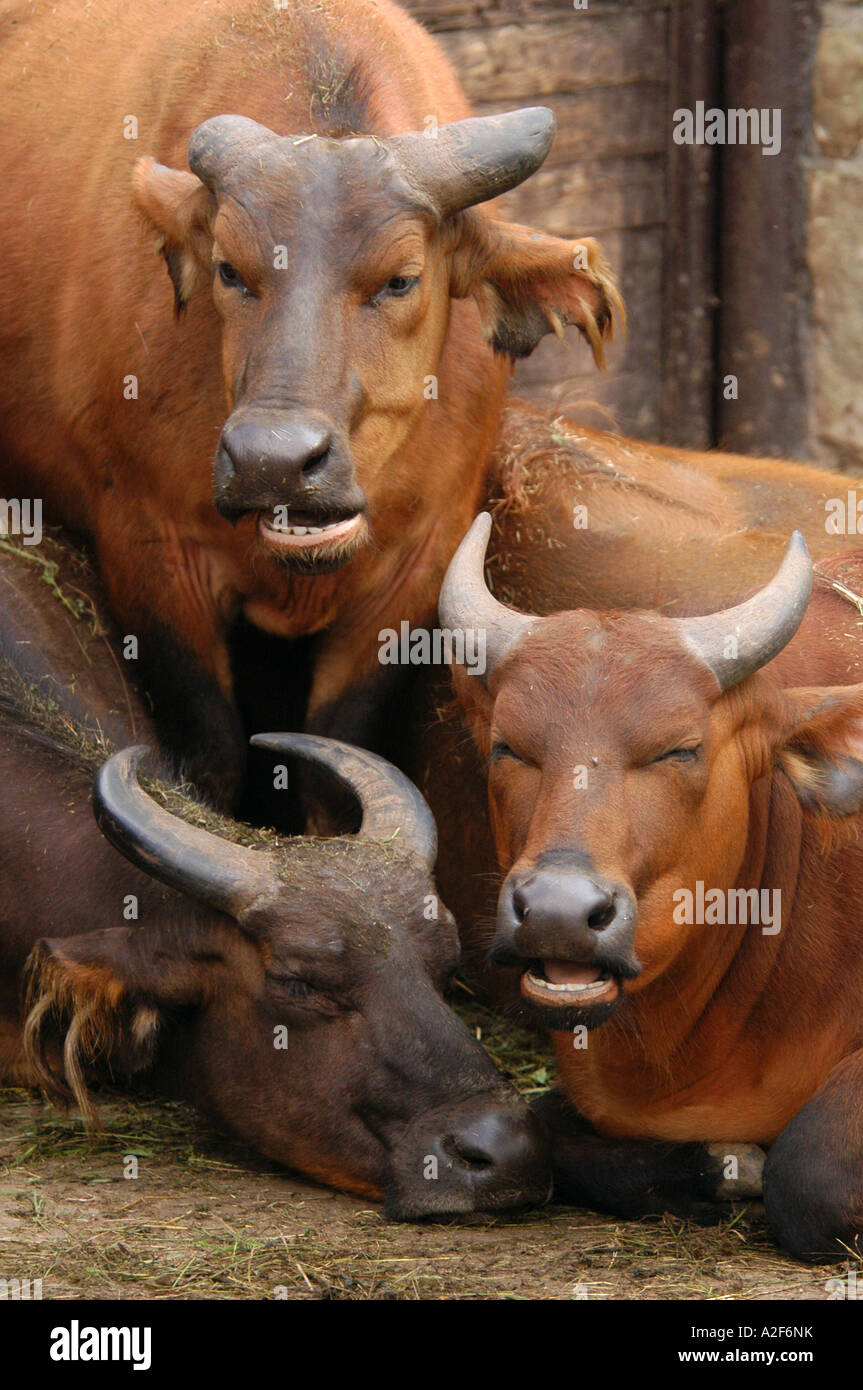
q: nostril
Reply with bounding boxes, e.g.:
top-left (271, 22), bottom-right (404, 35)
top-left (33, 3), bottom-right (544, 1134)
top-left (300, 445), bottom-right (329, 477)
top-left (214, 444), bottom-right (236, 488)
top-left (449, 1136), bottom-right (495, 1171)
top-left (587, 901), bottom-right (617, 930)
top-left (511, 885), bottom-right (528, 923)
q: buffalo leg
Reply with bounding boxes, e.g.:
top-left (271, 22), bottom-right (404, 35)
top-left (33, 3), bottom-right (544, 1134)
top-left (763, 1049), bottom-right (863, 1262)
top-left (94, 522), bottom-right (246, 809)
top-left (137, 620), bottom-right (246, 809)
top-left (533, 1089), bottom-right (764, 1223)
top-left (304, 653), bottom-right (419, 833)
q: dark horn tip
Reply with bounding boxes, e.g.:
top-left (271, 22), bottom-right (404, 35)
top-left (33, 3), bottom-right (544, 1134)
top-left (188, 114), bottom-right (260, 174)
top-left (249, 731), bottom-right (438, 867)
top-left (507, 106), bottom-right (556, 159)
top-left (522, 105), bottom-right (556, 136)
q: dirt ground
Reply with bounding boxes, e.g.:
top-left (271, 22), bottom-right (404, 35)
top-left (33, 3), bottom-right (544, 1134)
top-left (0, 1077), bottom-right (854, 1302)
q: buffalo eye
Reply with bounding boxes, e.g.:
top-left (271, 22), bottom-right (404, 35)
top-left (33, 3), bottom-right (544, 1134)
top-left (652, 744), bottom-right (702, 765)
top-left (264, 971), bottom-right (317, 1000)
top-left (217, 261), bottom-right (246, 291)
top-left (489, 741), bottom-right (523, 766)
top-left (264, 970), bottom-right (345, 1017)
top-left (369, 274), bottom-right (419, 305)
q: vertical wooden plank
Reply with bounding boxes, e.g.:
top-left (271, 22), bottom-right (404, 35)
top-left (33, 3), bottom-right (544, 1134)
top-left (660, 0), bottom-right (719, 449)
top-left (717, 0), bottom-right (818, 457)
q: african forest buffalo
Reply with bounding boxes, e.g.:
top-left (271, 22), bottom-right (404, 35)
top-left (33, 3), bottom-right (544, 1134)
top-left (0, 0), bottom-right (618, 803)
top-left (437, 504), bottom-right (863, 1260)
top-left (409, 404), bottom-right (862, 990)
top-left (0, 534), bottom-right (549, 1216)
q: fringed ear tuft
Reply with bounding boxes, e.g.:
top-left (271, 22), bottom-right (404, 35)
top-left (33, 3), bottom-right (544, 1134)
top-left (22, 933), bottom-right (160, 1128)
top-left (448, 213), bottom-right (623, 367)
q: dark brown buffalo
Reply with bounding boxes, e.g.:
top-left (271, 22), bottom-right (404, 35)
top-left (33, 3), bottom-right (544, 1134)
top-left (0, 0), bottom-right (618, 803)
top-left (437, 504), bottom-right (863, 1260)
top-left (0, 536), bottom-right (549, 1216)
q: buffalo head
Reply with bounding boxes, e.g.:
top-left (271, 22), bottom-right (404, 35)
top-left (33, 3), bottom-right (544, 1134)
top-left (133, 111), bottom-right (620, 571)
top-left (440, 514), bottom-right (863, 1030)
top-left (24, 732), bottom-right (549, 1216)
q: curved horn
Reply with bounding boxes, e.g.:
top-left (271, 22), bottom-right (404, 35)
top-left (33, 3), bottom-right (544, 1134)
top-left (439, 512), bottom-right (535, 683)
top-left (390, 108), bottom-right (556, 217)
top-left (250, 732), bottom-right (437, 869)
top-left (188, 114), bottom-right (280, 189)
top-left (93, 747), bottom-right (277, 917)
top-left (675, 532), bottom-right (813, 691)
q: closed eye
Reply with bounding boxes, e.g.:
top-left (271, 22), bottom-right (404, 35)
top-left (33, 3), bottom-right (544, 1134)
top-left (264, 971), bottom-right (317, 999)
top-left (264, 971), bottom-right (346, 1017)
top-left (368, 273), bottom-right (420, 305)
top-left (489, 741), bottom-right (526, 767)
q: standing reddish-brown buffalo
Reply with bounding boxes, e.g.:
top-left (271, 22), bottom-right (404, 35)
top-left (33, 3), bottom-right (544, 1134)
top-left (0, 0), bottom-right (618, 802)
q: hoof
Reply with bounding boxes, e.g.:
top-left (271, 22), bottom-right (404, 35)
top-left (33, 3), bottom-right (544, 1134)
top-left (705, 1142), bottom-right (766, 1198)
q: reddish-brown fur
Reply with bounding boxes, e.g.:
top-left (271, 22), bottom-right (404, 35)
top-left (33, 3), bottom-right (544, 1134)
top-left (456, 583), bottom-right (863, 1139)
top-left (413, 404), bottom-right (863, 985)
top-left (408, 405), bottom-right (863, 1258)
top-left (0, 0), bottom-right (616, 801)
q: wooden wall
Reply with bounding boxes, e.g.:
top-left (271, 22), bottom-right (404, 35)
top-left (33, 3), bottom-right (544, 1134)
top-left (406, 0), bottom-right (825, 465)
top-left (405, 0), bottom-right (672, 441)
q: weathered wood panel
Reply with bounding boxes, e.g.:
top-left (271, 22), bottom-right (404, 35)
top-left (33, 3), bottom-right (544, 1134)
top-left (660, 0), bottom-right (719, 449)
top-left (405, 0), bottom-right (671, 440)
top-left (406, 1), bottom-right (832, 461)
top-left (717, 0), bottom-right (817, 459)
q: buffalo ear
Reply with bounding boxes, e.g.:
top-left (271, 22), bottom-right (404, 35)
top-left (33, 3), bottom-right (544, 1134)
top-left (132, 158), bottom-right (215, 313)
top-left (22, 926), bottom-right (226, 1121)
top-left (776, 684), bottom-right (863, 816)
top-left (447, 212), bottom-right (623, 365)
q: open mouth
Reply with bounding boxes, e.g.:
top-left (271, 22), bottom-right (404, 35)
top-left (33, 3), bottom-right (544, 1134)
top-left (520, 960), bottom-right (620, 1009)
top-left (257, 509), bottom-right (365, 551)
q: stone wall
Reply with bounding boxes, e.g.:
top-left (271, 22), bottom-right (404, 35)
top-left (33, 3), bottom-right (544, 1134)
top-left (811, 1), bottom-right (863, 471)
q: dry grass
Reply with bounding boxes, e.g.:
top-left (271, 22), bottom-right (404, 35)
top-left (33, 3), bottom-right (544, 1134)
top-left (0, 995), bottom-right (853, 1300)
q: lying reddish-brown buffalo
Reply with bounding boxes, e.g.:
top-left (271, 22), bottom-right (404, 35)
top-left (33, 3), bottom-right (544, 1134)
top-left (0, 534), bottom-right (549, 1216)
top-left (409, 404), bottom-right (862, 992)
top-left (0, 0), bottom-right (618, 803)
top-left (438, 506), bottom-right (863, 1259)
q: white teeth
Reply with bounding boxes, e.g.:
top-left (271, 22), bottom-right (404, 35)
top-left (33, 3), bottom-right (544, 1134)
top-left (526, 971), bottom-right (608, 994)
top-left (266, 518), bottom-right (335, 535)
